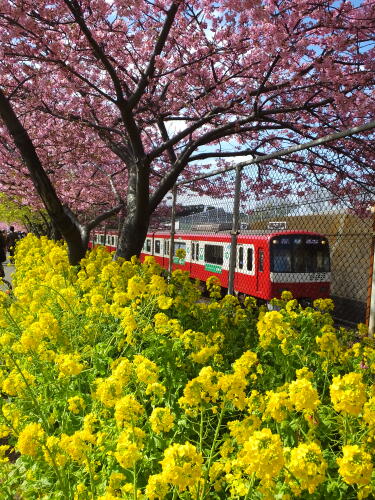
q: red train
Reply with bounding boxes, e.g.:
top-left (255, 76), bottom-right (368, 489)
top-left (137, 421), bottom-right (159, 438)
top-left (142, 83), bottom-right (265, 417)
top-left (90, 229), bottom-right (331, 302)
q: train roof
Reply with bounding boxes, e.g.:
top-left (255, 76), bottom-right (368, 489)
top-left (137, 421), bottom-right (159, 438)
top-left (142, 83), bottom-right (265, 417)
top-left (93, 228), bottom-right (327, 240)
top-left (150, 229), bottom-right (326, 240)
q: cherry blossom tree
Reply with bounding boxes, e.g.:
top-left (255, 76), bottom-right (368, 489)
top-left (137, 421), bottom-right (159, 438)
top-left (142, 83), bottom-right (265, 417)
top-left (0, 0), bottom-right (374, 263)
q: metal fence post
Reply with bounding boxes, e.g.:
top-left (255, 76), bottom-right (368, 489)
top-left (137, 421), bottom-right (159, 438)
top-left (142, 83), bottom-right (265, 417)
top-left (367, 205), bottom-right (375, 337)
top-left (228, 165), bottom-right (242, 295)
top-left (168, 185), bottom-right (177, 275)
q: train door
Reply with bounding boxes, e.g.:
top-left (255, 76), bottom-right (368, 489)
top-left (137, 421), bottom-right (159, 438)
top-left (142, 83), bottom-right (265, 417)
top-left (163, 238), bottom-right (170, 268)
top-left (153, 239), bottom-right (163, 265)
top-left (235, 245), bottom-right (244, 291)
top-left (235, 244), bottom-right (254, 294)
top-left (256, 248), bottom-right (264, 293)
top-left (190, 241), bottom-right (200, 276)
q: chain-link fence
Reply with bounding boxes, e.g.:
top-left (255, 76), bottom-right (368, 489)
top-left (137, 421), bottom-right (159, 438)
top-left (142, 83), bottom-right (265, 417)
top-left (152, 164), bottom-right (373, 327)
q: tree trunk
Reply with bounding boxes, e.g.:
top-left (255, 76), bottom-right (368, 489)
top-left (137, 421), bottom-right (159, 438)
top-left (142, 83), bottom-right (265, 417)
top-left (62, 217), bottom-right (90, 266)
top-left (117, 212), bottom-right (150, 259)
top-left (0, 88), bottom-right (88, 266)
top-left (116, 163), bottom-right (150, 259)
top-left (50, 223), bottom-right (63, 242)
top-left (65, 229), bottom-right (88, 265)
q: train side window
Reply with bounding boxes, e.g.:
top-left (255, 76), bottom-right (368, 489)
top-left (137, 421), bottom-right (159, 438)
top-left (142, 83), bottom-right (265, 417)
top-left (100, 235), bottom-right (105, 245)
top-left (146, 239), bottom-right (151, 252)
top-left (191, 242), bottom-right (195, 260)
top-left (155, 240), bottom-right (161, 254)
top-left (174, 241), bottom-right (186, 255)
top-left (258, 249), bottom-right (264, 272)
top-left (238, 246), bottom-right (244, 269)
top-left (205, 244), bottom-right (223, 265)
top-left (166, 241), bottom-right (170, 255)
top-left (247, 248), bottom-right (253, 271)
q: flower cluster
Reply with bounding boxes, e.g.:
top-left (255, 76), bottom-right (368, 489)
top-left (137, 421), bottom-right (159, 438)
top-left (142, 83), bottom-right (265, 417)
top-left (0, 234), bottom-right (374, 499)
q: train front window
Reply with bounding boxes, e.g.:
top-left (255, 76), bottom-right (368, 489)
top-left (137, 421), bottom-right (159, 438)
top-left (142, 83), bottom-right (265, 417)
top-left (304, 237), bottom-right (330, 272)
top-left (271, 236), bottom-right (330, 273)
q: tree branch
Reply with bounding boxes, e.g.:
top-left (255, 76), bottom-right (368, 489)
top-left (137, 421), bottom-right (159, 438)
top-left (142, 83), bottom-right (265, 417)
top-left (128, 2), bottom-right (180, 109)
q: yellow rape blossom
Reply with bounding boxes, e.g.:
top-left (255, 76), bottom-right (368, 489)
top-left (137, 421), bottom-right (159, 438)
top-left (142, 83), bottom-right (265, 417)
top-left (43, 435), bottom-right (68, 467)
top-left (190, 345), bottom-right (219, 364)
top-left (179, 366), bottom-right (221, 412)
top-left (17, 422), bottom-right (45, 457)
top-left (59, 429), bottom-right (95, 463)
top-left (157, 295), bottom-right (173, 310)
top-left (263, 390), bottom-right (292, 422)
top-left (114, 395), bottom-right (145, 427)
top-left (218, 371), bottom-right (249, 410)
top-left (160, 442), bottom-right (203, 492)
top-left (287, 442), bottom-right (327, 494)
top-left (288, 378), bottom-right (320, 412)
top-left (149, 407), bottom-right (175, 433)
top-left (127, 276), bottom-right (146, 299)
top-left (316, 327), bottom-right (341, 362)
top-left (257, 310), bottom-right (288, 347)
top-left (232, 350), bottom-right (258, 375)
top-left (114, 426), bottom-right (145, 469)
top-left (337, 445), bottom-right (373, 486)
top-left (237, 428), bottom-right (285, 480)
top-left (55, 353), bottom-right (84, 378)
top-left (94, 376), bottom-right (124, 408)
top-left (145, 473), bottom-right (169, 499)
top-left (363, 397), bottom-right (375, 427)
top-left (2, 368), bottom-right (35, 396)
top-left (145, 382), bottom-right (166, 399)
top-left (227, 415), bottom-right (261, 444)
top-left (148, 275), bottom-right (168, 295)
top-left (0, 445), bottom-right (9, 463)
top-left (67, 396), bottom-right (86, 414)
top-left (330, 372), bottom-right (366, 416)
top-left (133, 354), bottom-right (159, 384)
top-left (313, 298), bottom-right (334, 311)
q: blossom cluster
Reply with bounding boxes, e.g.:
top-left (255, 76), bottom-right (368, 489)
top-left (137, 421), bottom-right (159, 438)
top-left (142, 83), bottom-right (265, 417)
top-left (0, 235), bottom-right (374, 499)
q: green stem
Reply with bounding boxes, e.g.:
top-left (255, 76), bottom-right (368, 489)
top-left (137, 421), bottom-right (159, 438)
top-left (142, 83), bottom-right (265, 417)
top-left (9, 355), bottom-right (50, 432)
top-left (133, 463), bottom-right (138, 500)
top-left (200, 402), bottom-right (226, 499)
top-left (43, 443), bottom-right (70, 498)
top-left (86, 457), bottom-right (96, 499)
top-left (199, 408), bottom-right (204, 452)
top-left (244, 474), bottom-right (255, 500)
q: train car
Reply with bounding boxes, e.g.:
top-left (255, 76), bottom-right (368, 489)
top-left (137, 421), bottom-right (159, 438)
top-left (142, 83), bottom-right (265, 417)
top-left (89, 230), bottom-right (118, 252)
top-left (90, 228), bottom-right (331, 301)
top-left (141, 230), bottom-right (330, 301)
